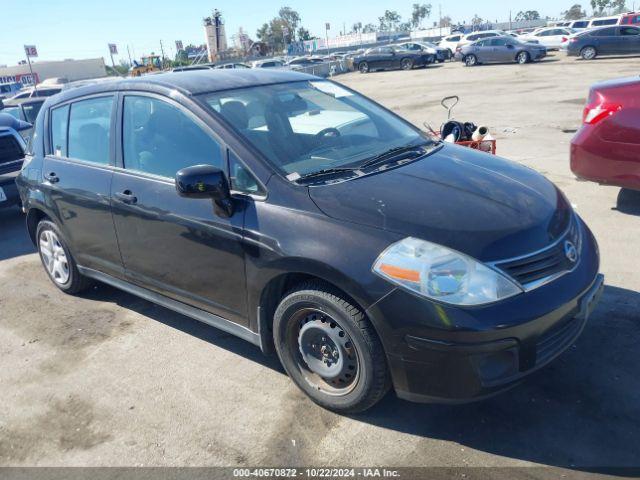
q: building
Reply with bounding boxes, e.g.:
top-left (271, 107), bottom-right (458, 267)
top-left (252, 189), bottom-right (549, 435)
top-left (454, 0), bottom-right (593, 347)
top-left (204, 9), bottom-right (228, 62)
top-left (0, 58), bottom-right (106, 86)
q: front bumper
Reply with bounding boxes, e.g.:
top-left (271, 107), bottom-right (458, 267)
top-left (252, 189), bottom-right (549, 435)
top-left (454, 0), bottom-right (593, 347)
top-left (366, 219), bottom-right (602, 403)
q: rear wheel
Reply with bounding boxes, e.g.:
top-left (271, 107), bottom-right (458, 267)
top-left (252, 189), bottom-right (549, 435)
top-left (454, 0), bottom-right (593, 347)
top-left (36, 220), bottom-right (92, 294)
top-left (273, 281), bottom-right (390, 413)
top-left (516, 51), bottom-right (530, 64)
top-left (580, 46), bottom-right (597, 60)
top-left (401, 58), bottom-right (414, 70)
top-left (464, 54), bottom-right (477, 66)
top-left (358, 61), bottom-right (369, 73)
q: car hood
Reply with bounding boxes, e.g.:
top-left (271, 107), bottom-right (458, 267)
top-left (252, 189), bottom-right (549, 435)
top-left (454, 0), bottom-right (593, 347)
top-left (308, 144), bottom-right (572, 262)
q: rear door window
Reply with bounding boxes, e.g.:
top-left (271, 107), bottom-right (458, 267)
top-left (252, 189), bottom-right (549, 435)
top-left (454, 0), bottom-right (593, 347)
top-left (592, 27), bottom-right (618, 36)
top-left (621, 27), bottom-right (640, 35)
top-left (122, 95), bottom-right (223, 179)
top-left (68, 96), bottom-right (113, 165)
top-left (50, 104), bottom-right (70, 157)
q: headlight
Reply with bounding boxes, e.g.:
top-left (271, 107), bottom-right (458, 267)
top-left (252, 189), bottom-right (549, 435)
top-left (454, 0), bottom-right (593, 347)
top-left (373, 237), bottom-right (522, 306)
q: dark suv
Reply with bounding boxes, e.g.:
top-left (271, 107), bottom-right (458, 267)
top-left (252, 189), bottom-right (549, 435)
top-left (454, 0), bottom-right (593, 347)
top-left (17, 70), bottom-right (603, 412)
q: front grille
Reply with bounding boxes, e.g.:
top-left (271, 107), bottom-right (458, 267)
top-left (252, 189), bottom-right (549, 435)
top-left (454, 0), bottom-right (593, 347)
top-left (494, 215), bottom-right (580, 288)
top-left (0, 135), bottom-right (24, 165)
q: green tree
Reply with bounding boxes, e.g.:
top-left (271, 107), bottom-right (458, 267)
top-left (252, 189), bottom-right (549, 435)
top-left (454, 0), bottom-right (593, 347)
top-left (411, 3), bottom-right (432, 28)
top-left (439, 15), bottom-right (452, 27)
top-left (297, 26), bottom-right (312, 41)
top-left (352, 22), bottom-right (363, 33)
top-left (515, 10), bottom-right (541, 20)
top-left (362, 23), bottom-right (377, 33)
top-left (278, 6), bottom-right (301, 40)
top-left (471, 14), bottom-right (484, 25)
top-left (591, 0), bottom-right (610, 15)
top-left (379, 10), bottom-right (402, 31)
top-left (611, 0), bottom-right (627, 13)
top-left (563, 4), bottom-right (587, 19)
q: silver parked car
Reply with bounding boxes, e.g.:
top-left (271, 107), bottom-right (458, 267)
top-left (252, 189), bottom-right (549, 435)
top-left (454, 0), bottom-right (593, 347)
top-left (458, 36), bottom-right (547, 66)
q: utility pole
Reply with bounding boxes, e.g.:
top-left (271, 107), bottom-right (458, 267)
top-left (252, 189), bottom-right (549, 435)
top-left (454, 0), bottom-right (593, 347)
top-left (509, 10), bottom-right (512, 31)
top-left (159, 40), bottom-right (166, 69)
top-left (126, 45), bottom-right (133, 66)
top-left (325, 22), bottom-right (330, 54)
top-left (439, 4), bottom-right (442, 37)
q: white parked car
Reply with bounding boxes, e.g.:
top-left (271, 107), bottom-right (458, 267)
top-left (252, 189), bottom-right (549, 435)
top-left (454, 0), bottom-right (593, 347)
top-left (457, 30), bottom-right (506, 48)
top-left (438, 33), bottom-right (464, 54)
top-left (568, 19), bottom-right (590, 31)
top-left (520, 27), bottom-right (575, 50)
top-left (587, 15), bottom-right (621, 28)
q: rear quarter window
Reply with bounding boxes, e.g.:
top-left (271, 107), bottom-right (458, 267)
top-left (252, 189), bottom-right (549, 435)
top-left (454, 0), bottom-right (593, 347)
top-left (67, 96), bottom-right (113, 164)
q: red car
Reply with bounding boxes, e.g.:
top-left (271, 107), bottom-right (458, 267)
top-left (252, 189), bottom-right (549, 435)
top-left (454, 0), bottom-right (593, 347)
top-left (571, 76), bottom-right (640, 191)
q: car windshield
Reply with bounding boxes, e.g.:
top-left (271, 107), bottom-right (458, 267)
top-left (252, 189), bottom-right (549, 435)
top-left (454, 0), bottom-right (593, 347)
top-left (201, 80), bottom-right (430, 178)
top-left (2, 106), bottom-right (21, 120)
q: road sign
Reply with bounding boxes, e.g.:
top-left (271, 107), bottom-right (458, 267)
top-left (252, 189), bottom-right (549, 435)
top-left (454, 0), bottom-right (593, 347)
top-left (325, 23), bottom-right (330, 30)
top-left (24, 45), bottom-right (38, 57)
top-left (108, 43), bottom-right (118, 55)
top-left (175, 40), bottom-right (184, 51)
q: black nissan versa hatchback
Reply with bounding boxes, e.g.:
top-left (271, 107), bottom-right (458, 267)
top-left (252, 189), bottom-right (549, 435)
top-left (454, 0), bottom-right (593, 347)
top-left (16, 70), bottom-right (603, 412)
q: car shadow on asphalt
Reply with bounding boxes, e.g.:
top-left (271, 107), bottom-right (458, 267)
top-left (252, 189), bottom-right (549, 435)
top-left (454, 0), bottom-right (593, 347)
top-left (81, 282), bottom-right (286, 374)
top-left (356, 284), bottom-right (640, 470)
top-left (0, 207), bottom-right (35, 261)
top-left (613, 188), bottom-right (640, 217)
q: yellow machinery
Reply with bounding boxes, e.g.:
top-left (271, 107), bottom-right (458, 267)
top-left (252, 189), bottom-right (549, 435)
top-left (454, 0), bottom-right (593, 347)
top-left (129, 55), bottom-right (162, 77)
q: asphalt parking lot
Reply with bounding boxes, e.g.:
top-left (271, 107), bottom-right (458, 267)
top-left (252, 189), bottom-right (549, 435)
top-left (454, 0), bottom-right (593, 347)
top-left (0, 53), bottom-right (639, 470)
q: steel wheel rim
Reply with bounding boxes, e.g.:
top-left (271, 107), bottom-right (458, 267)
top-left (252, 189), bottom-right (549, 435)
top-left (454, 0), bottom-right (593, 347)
top-left (288, 307), bottom-right (359, 396)
top-left (583, 48), bottom-right (595, 59)
top-left (39, 230), bottom-right (70, 285)
top-left (402, 59), bottom-right (412, 70)
top-left (466, 56), bottom-right (476, 66)
top-left (518, 53), bottom-right (527, 63)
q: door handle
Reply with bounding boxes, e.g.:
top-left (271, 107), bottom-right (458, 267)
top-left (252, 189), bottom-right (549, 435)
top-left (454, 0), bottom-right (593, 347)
top-left (45, 172), bottom-right (59, 183)
top-left (114, 190), bottom-right (137, 204)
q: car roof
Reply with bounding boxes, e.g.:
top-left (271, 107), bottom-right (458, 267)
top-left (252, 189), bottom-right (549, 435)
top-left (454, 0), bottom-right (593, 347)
top-left (49, 69), bottom-right (316, 104)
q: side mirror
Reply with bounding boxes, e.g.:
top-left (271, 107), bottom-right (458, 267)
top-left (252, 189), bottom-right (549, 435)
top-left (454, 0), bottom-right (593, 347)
top-left (175, 164), bottom-right (234, 216)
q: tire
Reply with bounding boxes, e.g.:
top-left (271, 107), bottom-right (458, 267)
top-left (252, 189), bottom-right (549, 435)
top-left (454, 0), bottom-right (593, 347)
top-left (273, 281), bottom-right (390, 413)
top-left (581, 46), bottom-right (597, 60)
top-left (516, 51), bottom-right (530, 64)
top-left (464, 54), bottom-right (477, 67)
top-left (358, 61), bottom-right (369, 73)
top-left (36, 220), bottom-right (92, 294)
top-left (401, 58), bottom-right (414, 70)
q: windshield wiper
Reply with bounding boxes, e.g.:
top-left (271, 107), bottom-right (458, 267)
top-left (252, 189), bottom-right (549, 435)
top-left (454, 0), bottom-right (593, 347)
top-left (358, 142), bottom-right (432, 169)
top-left (295, 166), bottom-right (360, 182)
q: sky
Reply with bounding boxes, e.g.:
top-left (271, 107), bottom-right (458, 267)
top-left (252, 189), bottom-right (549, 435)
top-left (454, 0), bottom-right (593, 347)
top-left (1, 0), bottom-right (593, 66)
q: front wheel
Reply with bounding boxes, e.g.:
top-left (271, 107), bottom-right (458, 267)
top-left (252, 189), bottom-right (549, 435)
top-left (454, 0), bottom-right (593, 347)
top-left (358, 61), bottom-right (369, 73)
top-left (273, 281), bottom-right (390, 413)
top-left (581, 46), bottom-right (597, 60)
top-left (401, 58), bottom-right (414, 70)
top-left (464, 54), bottom-right (477, 67)
top-left (36, 220), bottom-right (92, 294)
top-left (516, 51), bottom-right (530, 64)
